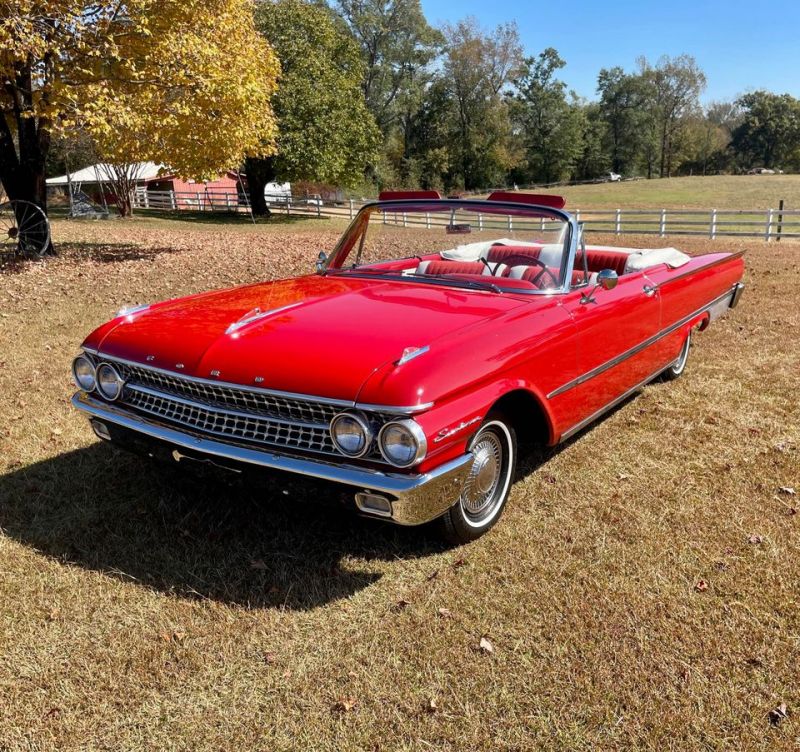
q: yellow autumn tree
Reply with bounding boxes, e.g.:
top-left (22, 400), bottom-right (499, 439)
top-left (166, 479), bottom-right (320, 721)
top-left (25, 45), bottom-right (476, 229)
top-left (0, 0), bottom-right (279, 220)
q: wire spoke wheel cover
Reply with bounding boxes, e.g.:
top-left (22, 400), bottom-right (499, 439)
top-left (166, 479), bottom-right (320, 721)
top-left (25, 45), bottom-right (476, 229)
top-left (0, 200), bottom-right (51, 259)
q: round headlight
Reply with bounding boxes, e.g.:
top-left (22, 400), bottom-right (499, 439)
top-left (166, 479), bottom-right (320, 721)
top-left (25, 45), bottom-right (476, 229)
top-left (96, 363), bottom-right (125, 401)
top-left (330, 411), bottom-right (373, 457)
top-left (378, 419), bottom-right (427, 468)
top-left (72, 355), bottom-right (96, 392)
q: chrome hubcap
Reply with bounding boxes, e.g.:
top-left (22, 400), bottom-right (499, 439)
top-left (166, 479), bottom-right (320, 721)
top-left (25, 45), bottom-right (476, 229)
top-left (462, 432), bottom-right (503, 517)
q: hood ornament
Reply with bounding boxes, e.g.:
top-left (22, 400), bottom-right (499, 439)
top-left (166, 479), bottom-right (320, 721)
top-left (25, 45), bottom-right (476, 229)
top-left (225, 302), bottom-right (303, 336)
top-left (396, 345), bottom-right (430, 365)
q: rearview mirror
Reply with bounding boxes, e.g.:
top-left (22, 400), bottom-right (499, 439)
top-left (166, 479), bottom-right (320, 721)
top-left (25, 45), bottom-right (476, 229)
top-left (315, 250), bottom-right (328, 273)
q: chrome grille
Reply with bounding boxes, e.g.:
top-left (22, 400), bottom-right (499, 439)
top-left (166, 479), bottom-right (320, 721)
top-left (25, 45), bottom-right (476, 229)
top-left (125, 387), bottom-right (336, 454)
top-left (94, 358), bottom-right (388, 460)
top-left (116, 362), bottom-right (341, 424)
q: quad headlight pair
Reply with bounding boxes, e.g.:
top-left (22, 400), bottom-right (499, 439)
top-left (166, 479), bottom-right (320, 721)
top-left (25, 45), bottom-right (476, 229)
top-left (71, 355), bottom-right (125, 401)
top-left (330, 411), bottom-right (427, 468)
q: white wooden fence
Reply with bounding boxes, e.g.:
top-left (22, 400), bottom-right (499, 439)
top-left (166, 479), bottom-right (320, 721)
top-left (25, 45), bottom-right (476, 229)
top-left (132, 189), bottom-right (800, 242)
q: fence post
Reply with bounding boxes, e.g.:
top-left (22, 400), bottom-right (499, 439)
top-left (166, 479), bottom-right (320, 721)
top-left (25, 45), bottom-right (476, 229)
top-left (403, 212), bottom-right (407, 228)
top-left (426, 212), bottom-right (431, 229)
top-left (659, 208), bottom-right (666, 238)
top-left (576, 209), bottom-right (581, 226)
top-left (709, 209), bottom-right (717, 240)
top-left (777, 199), bottom-right (784, 242)
top-left (316, 199), bottom-right (321, 219)
top-left (479, 213), bottom-right (483, 231)
top-left (615, 209), bottom-right (621, 235)
top-left (170, 191), bottom-right (176, 210)
top-left (349, 199), bottom-right (354, 220)
top-left (507, 215), bottom-right (513, 232)
top-left (765, 209), bottom-right (773, 242)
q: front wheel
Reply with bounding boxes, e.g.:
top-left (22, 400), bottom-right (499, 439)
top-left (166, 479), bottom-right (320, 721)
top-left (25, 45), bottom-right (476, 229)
top-left (439, 414), bottom-right (517, 544)
top-left (661, 330), bottom-right (692, 381)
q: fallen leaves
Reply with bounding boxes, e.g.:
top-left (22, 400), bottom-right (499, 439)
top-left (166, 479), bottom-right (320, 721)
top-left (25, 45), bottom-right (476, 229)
top-left (747, 534), bottom-right (764, 545)
top-left (333, 697), bottom-right (358, 713)
top-left (778, 486), bottom-right (796, 496)
top-left (768, 702), bottom-right (788, 726)
top-left (694, 580), bottom-right (709, 593)
top-left (478, 636), bottom-right (494, 655)
top-left (437, 607), bottom-right (452, 620)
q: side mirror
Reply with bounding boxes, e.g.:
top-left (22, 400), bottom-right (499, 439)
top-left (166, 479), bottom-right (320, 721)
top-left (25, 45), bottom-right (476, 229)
top-left (315, 250), bottom-right (328, 273)
top-left (596, 268), bottom-right (619, 290)
top-left (581, 268), bottom-right (618, 304)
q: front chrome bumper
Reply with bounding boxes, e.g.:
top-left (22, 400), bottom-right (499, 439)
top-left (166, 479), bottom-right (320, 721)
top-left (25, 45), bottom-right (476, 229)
top-left (72, 392), bottom-right (472, 526)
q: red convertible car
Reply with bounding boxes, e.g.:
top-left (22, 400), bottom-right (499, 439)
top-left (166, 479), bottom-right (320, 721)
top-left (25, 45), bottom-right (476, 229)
top-left (71, 192), bottom-right (744, 542)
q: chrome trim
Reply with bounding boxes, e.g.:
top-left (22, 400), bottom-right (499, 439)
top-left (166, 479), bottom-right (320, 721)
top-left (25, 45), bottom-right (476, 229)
top-left (329, 411), bottom-right (374, 458)
top-left (547, 286), bottom-right (738, 399)
top-left (730, 282), bottom-right (745, 308)
top-left (82, 346), bottom-right (99, 356)
top-left (396, 345), bottom-right (430, 365)
top-left (126, 383), bottom-right (327, 430)
top-left (72, 355), bottom-right (97, 392)
top-left (378, 418), bottom-right (428, 468)
top-left (115, 303), bottom-right (151, 318)
top-left (225, 302), bottom-right (303, 335)
top-left (72, 392), bottom-right (472, 526)
top-left (355, 401), bottom-right (434, 415)
top-left (96, 362), bottom-right (125, 401)
top-left (92, 354), bottom-right (356, 407)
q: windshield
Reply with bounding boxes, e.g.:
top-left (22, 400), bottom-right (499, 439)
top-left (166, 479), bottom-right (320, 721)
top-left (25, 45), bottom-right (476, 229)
top-left (325, 200), bottom-right (576, 294)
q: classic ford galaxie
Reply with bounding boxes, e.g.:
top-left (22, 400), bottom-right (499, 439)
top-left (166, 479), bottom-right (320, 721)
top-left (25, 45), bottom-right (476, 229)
top-left (71, 192), bottom-right (744, 542)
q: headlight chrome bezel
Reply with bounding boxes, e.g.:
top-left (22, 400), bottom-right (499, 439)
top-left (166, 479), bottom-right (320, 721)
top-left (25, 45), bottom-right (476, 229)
top-left (378, 419), bottom-right (427, 468)
top-left (95, 362), bottom-right (125, 401)
top-left (329, 411), bottom-right (374, 458)
top-left (72, 354), bottom-right (97, 392)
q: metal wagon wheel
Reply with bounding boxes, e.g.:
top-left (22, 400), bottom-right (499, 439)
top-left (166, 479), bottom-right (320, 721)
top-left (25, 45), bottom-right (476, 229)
top-left (0, 200), bottom-right (51, 259)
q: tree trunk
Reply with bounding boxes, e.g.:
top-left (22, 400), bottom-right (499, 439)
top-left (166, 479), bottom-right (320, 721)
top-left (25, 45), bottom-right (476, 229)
top-left (245, 157), bottom-right (277, 217)
top-left (0, 61), bottom-right (55, 255)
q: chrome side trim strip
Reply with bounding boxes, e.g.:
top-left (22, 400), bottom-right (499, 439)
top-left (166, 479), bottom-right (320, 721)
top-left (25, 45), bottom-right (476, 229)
top-left (72, 392), bottom-right (471, 526)
top-left (558, 364), bottom-right (671, 442)
top-left (547, 286), bottom-right (737, 400)
top-left (87, 352), bottom-right (433, 413)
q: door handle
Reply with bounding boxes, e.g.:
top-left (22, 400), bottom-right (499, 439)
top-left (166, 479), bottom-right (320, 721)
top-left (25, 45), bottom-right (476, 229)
top-left (643, 285), bottom-right (657, 297)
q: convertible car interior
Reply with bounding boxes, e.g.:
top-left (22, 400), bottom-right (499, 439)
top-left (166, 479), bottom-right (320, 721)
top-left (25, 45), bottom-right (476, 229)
top-left (360, 241), bottom-right (692, 291)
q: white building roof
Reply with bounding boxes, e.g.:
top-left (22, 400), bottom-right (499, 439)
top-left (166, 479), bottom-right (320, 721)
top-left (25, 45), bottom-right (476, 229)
top-left (47, 162), bottom-right (167, 186)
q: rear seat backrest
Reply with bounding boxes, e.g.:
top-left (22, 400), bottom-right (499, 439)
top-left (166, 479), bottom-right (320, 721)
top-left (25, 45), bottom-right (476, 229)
top-left (486, 245), bottom-right (542, 267)
top-left (584, 250), bottom-right (629, 275)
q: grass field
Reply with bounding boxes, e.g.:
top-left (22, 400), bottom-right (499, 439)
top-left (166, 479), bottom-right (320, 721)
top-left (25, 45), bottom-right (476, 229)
top-left (518, 174), bottom-right (800, 210)
top-left (1, 217), bottom-right (799, 750)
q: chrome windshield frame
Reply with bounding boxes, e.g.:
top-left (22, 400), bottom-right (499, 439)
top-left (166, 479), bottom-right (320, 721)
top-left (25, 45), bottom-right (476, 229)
top-left (321, 199), bottom-right (580, 296)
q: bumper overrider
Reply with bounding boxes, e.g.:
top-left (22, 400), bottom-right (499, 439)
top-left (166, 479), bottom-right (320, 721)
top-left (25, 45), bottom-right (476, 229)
top-left (72, 392), bottom-right (473, 526)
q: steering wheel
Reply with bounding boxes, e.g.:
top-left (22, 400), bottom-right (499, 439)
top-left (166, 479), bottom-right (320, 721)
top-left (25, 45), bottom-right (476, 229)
top-left (521, 257), bottom-right (560, 288)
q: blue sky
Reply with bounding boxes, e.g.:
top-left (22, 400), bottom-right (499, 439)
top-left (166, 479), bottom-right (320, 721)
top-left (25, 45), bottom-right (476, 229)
top-left (421, 0), bottom-right (800, 104)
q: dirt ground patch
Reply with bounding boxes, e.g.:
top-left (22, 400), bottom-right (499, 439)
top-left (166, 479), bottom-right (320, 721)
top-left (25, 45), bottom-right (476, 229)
top-left (0, 218), bottom-right (798, 750)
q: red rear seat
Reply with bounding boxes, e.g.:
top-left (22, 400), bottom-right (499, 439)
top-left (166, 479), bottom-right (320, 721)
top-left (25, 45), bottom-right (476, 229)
top-left (585, 250), bottom-right (629, 275)
top-left (486, 244), bottom-right (543, 267)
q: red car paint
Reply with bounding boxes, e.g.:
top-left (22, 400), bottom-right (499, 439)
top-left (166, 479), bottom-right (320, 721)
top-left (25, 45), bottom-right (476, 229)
top-left (79, 198), bottom-right (745, 481)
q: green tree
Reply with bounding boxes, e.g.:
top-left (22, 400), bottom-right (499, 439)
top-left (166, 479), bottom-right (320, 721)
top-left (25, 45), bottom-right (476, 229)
top-left (511, 48), bottom-right (584, 185)
top-left (440, 18), bottom-right (522, 190)
top-left (638, 55), bottom-right (706, 177)
top-left (247, 0), bottom-right (380, 214)
top-left (597, 67), bottom-right (649, 176)
top-left (335, 0), bottom-right (442, 133)
top-left (731, 91), bottom-right (800, 170)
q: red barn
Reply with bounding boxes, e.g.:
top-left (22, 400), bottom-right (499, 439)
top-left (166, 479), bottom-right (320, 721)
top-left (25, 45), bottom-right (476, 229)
top-left (144, 170), bottom-right (243, 210)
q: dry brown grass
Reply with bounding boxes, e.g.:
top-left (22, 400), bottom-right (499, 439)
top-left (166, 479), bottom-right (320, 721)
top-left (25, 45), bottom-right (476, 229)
top-left (0, 216), bottom-right (798, 751)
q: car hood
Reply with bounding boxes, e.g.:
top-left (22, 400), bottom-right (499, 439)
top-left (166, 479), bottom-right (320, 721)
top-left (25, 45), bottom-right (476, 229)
top-left (86, 275), bottom-right (526, 403)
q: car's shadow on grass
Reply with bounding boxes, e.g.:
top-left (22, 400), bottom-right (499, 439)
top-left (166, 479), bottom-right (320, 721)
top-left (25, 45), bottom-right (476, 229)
top-left (0, 443), bottom-right (447, 611)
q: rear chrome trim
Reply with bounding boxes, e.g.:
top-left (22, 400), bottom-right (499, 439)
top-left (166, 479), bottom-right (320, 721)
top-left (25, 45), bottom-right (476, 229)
top-left (547, 285), bottom-right (739, 399)
top-left (72, 392), bottom-right (471, 526)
